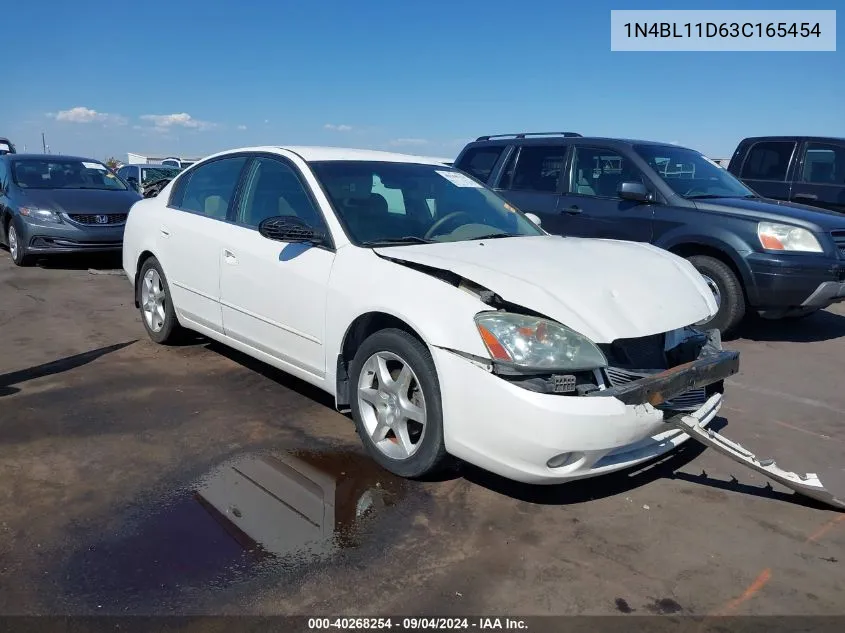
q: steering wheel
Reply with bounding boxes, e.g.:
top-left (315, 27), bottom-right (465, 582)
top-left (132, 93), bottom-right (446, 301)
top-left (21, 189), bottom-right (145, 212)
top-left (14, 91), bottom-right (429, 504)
top-left (424, 211), bottom-right (472, 239)
top-left (684, 187), bottom-right (708, 197)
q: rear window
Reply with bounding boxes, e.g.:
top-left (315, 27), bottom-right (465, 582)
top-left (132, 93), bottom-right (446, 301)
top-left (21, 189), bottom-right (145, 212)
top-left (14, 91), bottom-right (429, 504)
top-left (740, 141), bottom-right (795, 181)
top-left (455, 146), bottom-right (504, 183)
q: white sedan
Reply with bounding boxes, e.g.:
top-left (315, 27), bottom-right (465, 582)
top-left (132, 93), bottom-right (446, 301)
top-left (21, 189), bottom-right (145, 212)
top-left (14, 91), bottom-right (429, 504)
top-left (122, 146), bottom-right (739, 483)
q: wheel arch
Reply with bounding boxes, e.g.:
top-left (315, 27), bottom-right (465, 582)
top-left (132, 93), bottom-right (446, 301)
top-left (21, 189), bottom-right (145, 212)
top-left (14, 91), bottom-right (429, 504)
top-left (334, 311), bottom-right (428, 410)
top-left (662, 237), bottom-right (754, 304)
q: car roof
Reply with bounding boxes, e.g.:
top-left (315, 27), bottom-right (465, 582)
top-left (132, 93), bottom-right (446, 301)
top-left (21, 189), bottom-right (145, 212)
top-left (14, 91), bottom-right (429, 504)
top-left (739, 135), bottom-right (845, 143)
top-left (464, 136), bottom-right (690, 150)
top-left (201, 146), bottom-right (452, 165)
top-left (8, 153), bottom-right (106, 163)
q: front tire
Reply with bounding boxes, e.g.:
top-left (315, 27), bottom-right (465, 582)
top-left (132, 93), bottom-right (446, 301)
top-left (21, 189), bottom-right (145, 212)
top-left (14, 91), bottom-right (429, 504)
top-left (137, 257), bottom-right (184, 344)
top-left (8, 223), bottom-right (33, 267)
top-left (688, 254), bottom-right (745, 336)
top-left (349, 328), bottom-right (448, 479)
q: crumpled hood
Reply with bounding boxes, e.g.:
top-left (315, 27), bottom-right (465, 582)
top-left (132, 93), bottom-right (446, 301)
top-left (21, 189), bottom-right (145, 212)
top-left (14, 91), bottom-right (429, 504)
top-left (374, 235), bottom-right (717, 343)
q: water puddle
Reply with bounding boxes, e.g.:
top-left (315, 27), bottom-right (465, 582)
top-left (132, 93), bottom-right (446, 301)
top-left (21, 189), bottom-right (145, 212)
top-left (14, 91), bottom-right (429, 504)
top-left (61, 449), bottom-right (409, 609)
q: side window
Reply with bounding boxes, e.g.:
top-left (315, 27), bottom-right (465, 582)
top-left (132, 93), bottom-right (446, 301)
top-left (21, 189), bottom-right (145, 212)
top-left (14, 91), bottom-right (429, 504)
top-left (371, 175), bottom-right (406, 214)
top-left (740, 141), bottom-right (795, 181)
top-left (511, 145), bottom-right (567, 193)
top-left (178, 157), bottom-right (247, 219)
top-left (455, 146), bottom-right (504, 183)
top-left (569, 148), bottom-right (640, 198)
top-left (236, 157), bottom-right (324, 229)
top-left (801, 143), bottom-right (845, 185)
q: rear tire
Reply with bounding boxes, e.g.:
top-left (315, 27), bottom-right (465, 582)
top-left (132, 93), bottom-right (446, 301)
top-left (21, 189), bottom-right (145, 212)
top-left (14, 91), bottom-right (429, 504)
top-left (137, 257), bottom-right (184, 345)
top-left (687, 254), bottom-right (745, 336)
top-left (349, 328), bottom-right (449, 479)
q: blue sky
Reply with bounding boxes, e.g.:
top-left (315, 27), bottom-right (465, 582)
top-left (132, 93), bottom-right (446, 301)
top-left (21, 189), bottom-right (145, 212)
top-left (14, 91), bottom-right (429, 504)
top-left (2, 0), bottom-right (842, 161)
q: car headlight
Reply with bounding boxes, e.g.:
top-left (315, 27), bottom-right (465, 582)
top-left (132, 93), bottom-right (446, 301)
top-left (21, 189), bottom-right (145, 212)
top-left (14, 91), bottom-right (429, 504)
top-left (757, 222), bottom-right (822, 253)
top-left (19, 206), bottom-right (62, 224)
top-left (474, 312), bottom-right (607, 371)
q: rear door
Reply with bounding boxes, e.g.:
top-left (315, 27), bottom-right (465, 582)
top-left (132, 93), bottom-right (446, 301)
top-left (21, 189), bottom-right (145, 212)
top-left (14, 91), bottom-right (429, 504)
top-left (454, 145), bottom-right (507, 185)
top-left (735, 140), bottom-right (797, 201)
top-left (790, 141), bottom-right (845, 213)
top-left (493, 144), bottom-right (569, 234)
top-left (556, 145), bottom-right (654, 241)
top-left (159, 155), bottom-right (248, 334)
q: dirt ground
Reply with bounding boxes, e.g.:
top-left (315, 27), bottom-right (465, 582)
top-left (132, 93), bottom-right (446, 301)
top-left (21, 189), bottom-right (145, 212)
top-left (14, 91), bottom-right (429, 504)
top-left (1, 251), bottom-right (843, 617)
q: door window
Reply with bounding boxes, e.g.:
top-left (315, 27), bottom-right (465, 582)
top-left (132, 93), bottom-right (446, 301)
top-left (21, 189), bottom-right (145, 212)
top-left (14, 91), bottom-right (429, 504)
top-left (175, 157), bottom-right (247, 219)
top-left (510, 146), bottom-right (567, 192)
top-left (455, 146), bottom-right (504, 183)
top-left (740, 141), bottom-right (795, 181)
top-left (801, 143), bottom-right (845, 185)
top-left (569, 147), bottom-right (640, 198)
top-left (236, 157), bottom-right (324, 228)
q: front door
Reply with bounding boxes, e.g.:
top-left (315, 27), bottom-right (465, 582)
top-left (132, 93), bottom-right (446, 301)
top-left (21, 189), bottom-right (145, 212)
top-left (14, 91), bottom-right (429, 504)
top-left (219, 156), bottom-right (335, 379)
top-left (557, 146), bottom-right (654, 242)
top-left (159, 155), bottom-right (248, 333)
top-left (790, 141), bottom-right (845, 213)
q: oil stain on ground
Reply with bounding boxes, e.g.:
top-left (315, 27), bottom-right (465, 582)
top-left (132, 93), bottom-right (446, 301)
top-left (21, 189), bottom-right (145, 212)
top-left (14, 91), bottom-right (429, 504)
top-left (56, 449), bottom-right (417, 612)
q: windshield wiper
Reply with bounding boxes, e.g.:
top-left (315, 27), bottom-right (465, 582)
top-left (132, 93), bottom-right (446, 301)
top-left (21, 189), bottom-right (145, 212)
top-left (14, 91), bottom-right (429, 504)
top-left (471, 232), bottom-right (521, 240)
top-left (360, 236), bottom-right (436, 247)
top-left (685, 194), bottom-right (733, 199)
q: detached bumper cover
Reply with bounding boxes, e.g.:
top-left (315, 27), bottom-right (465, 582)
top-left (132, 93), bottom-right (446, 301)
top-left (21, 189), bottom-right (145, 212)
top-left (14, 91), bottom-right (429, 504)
top-left (588, 350), bottom-right (740, 406)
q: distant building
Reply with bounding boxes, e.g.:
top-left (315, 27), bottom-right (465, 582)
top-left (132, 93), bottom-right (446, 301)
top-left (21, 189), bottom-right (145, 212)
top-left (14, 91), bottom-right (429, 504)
top-left (127, 153), bottom-right (203, 168)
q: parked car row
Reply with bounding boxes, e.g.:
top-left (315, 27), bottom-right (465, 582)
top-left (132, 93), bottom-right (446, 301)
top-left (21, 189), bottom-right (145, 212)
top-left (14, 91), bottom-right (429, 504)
top-left (454, 133), bottom-right (845, 335)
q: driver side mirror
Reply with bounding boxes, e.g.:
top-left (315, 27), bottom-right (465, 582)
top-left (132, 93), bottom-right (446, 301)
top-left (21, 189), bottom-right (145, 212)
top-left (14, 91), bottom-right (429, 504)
top-left (258, 216), bottom-right (326, 245)
top-left (617, 181), bottom-right (652, 203)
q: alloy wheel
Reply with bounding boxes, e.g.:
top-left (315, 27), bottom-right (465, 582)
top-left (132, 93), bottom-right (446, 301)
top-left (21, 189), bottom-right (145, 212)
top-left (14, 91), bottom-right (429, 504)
top-left (357, 351), bottom-right (427, 460)
top-left (141, 268), bottom-right (166, 332)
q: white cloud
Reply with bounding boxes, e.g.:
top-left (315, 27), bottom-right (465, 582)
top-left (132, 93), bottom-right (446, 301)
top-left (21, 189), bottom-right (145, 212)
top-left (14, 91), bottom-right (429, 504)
top-left (140, 112), bottom-right (216, 131)
top-left (51, 106), bottom-right (126, 125)
top-left (389, 138), bottom-right (429, 146)
top-left (324, 123), bottom-right (353, 132)
top-left (237, 124), bottom-right (247, 131)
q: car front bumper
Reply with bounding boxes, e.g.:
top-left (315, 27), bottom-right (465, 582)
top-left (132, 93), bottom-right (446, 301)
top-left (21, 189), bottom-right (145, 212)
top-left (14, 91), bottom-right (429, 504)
top-left (746, 251), bottom-right (845, 312)
top-left (18, 217), bottom-right (125, 254)
top-left (433, 347), bottom-right (739, 484)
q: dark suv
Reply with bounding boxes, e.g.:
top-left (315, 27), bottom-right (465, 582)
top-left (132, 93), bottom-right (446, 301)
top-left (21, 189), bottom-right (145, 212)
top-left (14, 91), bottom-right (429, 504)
top-left (455, 133), bottom-right (845, 334)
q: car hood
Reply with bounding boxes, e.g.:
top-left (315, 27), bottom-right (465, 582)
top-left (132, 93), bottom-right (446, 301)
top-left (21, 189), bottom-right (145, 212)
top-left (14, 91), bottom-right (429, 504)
top-left (694, 197), bottom-right (845, 231)
top-left (18, 188), bottom-right (142, 214)
top-left (374, 235), bottom-right (717, 343)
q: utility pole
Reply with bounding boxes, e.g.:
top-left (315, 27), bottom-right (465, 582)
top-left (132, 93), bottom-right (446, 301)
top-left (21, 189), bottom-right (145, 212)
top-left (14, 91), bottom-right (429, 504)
top-left (41, 132), bottom-right (47, 153)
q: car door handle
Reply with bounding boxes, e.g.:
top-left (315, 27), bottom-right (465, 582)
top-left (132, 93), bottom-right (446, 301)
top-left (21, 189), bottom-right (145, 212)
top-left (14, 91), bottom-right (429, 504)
top-left (562, 205), bottom-right (582, 215)
top-left (223, 249), bottom-right (238, 264)
top-left (793, 193), bottom-right (818, 201)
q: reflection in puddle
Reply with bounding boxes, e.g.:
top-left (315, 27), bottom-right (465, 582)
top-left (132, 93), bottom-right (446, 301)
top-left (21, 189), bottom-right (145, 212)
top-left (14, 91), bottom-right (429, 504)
top-left (63, 450), bottom-right (408, 608)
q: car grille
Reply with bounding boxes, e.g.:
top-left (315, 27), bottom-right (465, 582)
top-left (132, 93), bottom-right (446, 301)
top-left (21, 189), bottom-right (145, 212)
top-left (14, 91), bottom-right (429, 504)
top-left (605, 366), bottom-right (706, 412)
top-left (67, 213), bottom-right (127, 226)
top-left (831, 231), bottom-right (845, 259)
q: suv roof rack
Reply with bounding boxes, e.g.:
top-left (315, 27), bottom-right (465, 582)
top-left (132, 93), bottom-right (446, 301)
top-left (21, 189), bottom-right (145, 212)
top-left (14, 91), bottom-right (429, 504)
top-left (475, 132), bottom-right (583, 141)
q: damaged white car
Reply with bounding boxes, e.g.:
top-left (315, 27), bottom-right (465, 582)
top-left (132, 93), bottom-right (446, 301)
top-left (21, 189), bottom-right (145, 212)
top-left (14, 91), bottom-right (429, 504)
top-left (122, 146), bottom-right (740, 483)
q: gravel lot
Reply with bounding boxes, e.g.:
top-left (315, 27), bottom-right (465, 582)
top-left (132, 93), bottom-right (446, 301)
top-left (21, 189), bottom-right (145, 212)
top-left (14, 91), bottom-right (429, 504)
top-left (1, 251), bottom-right (843, 617)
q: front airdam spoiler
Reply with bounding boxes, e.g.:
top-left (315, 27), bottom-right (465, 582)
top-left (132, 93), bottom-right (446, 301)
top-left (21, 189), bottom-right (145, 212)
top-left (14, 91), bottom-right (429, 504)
top-left (669, 394), bottom-right (845, 511)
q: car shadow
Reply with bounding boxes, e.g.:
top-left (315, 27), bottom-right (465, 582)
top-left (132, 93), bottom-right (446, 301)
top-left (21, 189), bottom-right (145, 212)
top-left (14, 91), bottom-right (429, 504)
top-left (731, 309), bottom-right (845, 343)
top-left (0, 341), bottom-right (136, 395)
top-left (33, 252), bottom-right (124, 271)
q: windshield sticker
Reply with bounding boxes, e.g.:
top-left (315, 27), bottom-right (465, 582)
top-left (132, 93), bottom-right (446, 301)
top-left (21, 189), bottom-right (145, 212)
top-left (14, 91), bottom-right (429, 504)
top-left (105, 173), bottom-right (116, 178)
top-left (0, 143), bottom-right (10, 151)
top-left (436, 170), bottom-right (482, 188)
top-left (82, 162), bottom-right (107, 170)
top-left (503, 202), bottom-right (518, 213)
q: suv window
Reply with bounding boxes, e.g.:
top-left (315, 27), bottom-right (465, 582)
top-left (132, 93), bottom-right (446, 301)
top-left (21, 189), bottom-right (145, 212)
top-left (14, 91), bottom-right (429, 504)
top-left (178, 157), bottom-right (247, 219)
top-left (801, 143), bottom-right (845, 185)
top-left (511, 146), bottom-right (567, 193)
top-left (236, 157), bottom-right (323, 228)
top-left (741, 141), bottom-right (795, 181)
top-left (456, 146), bottom-right (504, 183)
top-left (570, 147), bottom-right (644, 198)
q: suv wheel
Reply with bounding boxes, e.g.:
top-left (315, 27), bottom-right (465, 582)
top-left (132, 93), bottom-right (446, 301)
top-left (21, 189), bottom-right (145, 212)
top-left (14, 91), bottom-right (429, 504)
top-left (349, 328), bottom-right (449, 479)
top-left (688, 255), bottom-right (745, 335)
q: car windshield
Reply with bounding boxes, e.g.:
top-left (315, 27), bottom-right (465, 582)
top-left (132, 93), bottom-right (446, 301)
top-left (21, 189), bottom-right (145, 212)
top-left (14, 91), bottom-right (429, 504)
top-left (634, 145), bottom-right (756, 199)
top-left (310, 161), bottom-right (544, 245)
top-left (141, 166), bottom-right (181, 184)
top-left (12, 158), bottom-right (128, 190)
